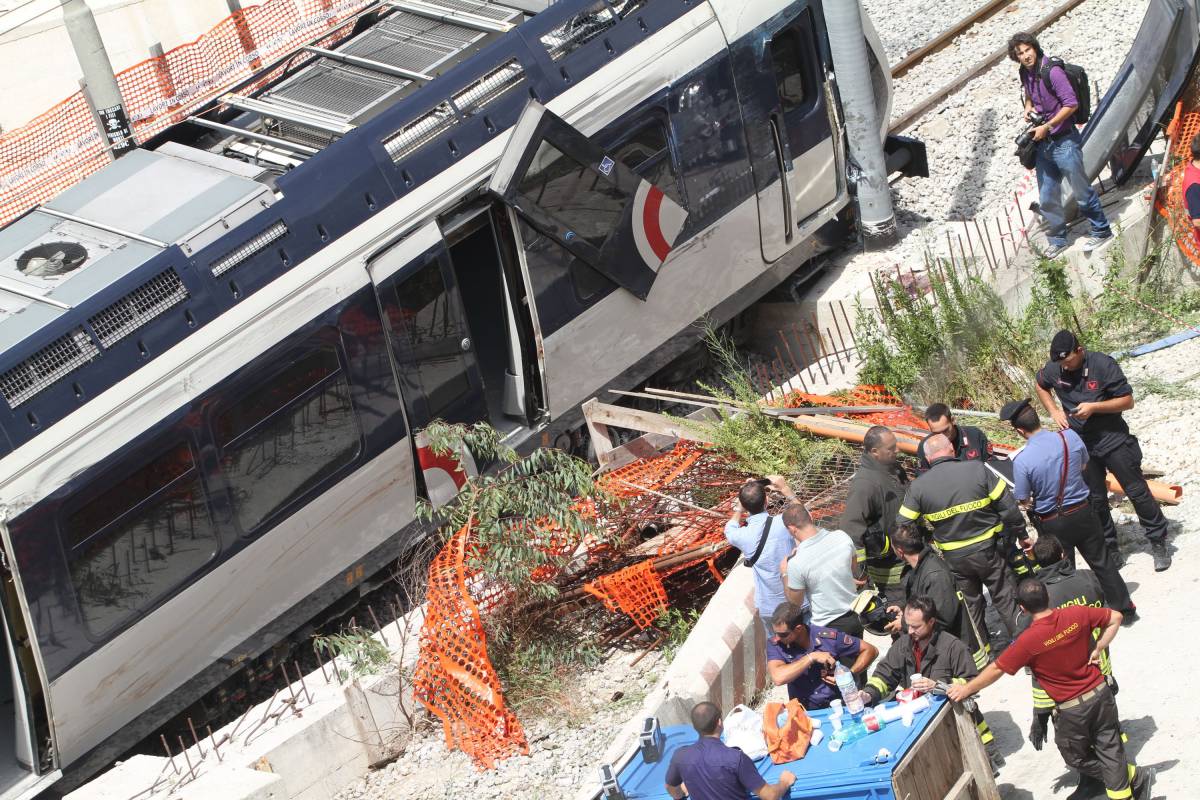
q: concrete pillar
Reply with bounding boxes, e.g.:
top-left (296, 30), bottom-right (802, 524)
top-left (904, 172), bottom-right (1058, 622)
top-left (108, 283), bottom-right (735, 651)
top-left (825, 0), bottom-right (897, 249)
top-left (61, 0), bottom-right (135, 156)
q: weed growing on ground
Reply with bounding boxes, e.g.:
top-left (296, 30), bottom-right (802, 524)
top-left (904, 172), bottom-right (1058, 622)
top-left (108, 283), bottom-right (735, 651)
top-left (1135, 376), bottom-right (1200, 401)
top-left (857, 231), bottom-right (1200, 411)
top-left (688, 324), bottom-right (851, 476)
top-left (313, 628), bottom-right (391, 681)
top-left (486, 611), bottom-right (604, 719)
top-left (656, 607), bottom-right (700, 662)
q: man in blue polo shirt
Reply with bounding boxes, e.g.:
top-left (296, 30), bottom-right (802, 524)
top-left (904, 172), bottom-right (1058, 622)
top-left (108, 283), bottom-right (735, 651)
top-left (765, 602), bottom-right (878, 709)
top-left (664, 701), bottom-right (795, 800)
top-left (1000, 398), bottom-right (1135, 619)
top-left (1008, 32), bottom-right (1111, 257)
top-left (725, 476), bottom-right (808, 635)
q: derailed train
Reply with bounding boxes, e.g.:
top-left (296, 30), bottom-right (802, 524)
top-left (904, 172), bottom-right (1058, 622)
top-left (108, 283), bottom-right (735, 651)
top-left (0, 0), bottom-right (912, 793)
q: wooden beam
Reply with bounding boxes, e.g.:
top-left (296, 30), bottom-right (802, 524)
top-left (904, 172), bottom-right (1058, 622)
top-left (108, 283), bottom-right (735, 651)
top-left (583, 400), bottom-right (711, 444)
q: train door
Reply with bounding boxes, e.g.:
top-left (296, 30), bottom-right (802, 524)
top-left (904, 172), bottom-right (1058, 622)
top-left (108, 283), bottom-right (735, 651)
top-left (0, 519), bottom-right (59, 799)
top-left (486, 101), bottom-right (689, 416)
top-left (722, 3), bottom-right (840, 262)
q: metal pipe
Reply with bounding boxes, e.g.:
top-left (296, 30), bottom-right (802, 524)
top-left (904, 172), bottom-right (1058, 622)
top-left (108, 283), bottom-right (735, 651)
top-left (303, 45), bottom-right (432, 82)
top-left (188, 117), bottom-right (320, 156)
top-left (825, 0), bottom-right (896, 247)
top-left (37, 206), bottom-right (168, 247)
top-left (60, 0), bottom-right (134, 155)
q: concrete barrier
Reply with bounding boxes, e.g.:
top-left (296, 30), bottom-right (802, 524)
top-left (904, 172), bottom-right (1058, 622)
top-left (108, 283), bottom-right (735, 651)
top-left (572, 562), bottom-right (771, 800)
top-left (68, 608), bottom-right (426, 800)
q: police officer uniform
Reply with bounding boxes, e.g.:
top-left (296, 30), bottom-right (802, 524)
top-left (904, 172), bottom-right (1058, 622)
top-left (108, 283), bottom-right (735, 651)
top-left (840, 452), bottom-right (907, 605)
top-left (1036, 331), bottom-right (1169, 567)
top-left (916, 423), bottom-right (992, 472)
top-left (1001, 397), bottom-right (1133, 614)
top-left (862, 628), bottom-right (998, 759)
top-left (898, 458), bottom-right (1025, 642)
top-left (900, 545), bottom-right (988, 668)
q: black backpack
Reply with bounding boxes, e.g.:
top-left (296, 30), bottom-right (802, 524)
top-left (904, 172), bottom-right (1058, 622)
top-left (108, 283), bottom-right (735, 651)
top-left (1035, 57), bottom-right (1091, 125)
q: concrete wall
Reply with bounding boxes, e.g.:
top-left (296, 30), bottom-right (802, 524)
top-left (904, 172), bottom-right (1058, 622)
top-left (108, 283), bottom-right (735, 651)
top-left (0, 0), bottom-right (233, 132)
top-left (572, 562), bottom-right (770, 800)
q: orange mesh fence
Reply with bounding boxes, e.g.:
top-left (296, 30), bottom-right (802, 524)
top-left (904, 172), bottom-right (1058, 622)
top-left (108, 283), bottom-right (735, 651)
top-left (583, 561), bottom-right (668, 629)
top-left (780, 384), bottom-right (928, 430)
top-left (1155, 107), bottom-right (1200, 271)
top-left (413, 521), bottom-right (529, 770)
top-left (413, 387), bottom-right (903, 768)
top-left (0, 0), bottom-right (369, 224)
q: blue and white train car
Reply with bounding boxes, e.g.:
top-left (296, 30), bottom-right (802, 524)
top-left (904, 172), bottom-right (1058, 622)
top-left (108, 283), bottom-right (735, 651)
top-left (0, 0), bottom-right (906, 794)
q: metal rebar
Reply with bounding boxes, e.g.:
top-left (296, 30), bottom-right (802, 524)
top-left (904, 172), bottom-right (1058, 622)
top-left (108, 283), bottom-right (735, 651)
top-left (946, 231), bottom-right (958, 274)
top-left (1006, 209), bottom-right (1020, 260)
top-left (994, 216), bottom-right (1009, 268)
top-left (981, 217), bottom-right (1000, 272)
top-left (973, 218), bottom-right (996, 272)
top-left (161, 734), bottom-right (179, 775)
top-left (957, 234), bottom-right (971, 277)
top-left (1014, 191), bottom-right (1027, 228)
top-left (799, 323), bottom-right (828, 383)
top-left (826, 327), bottom-right (846, 372)
top-left (294, 660), bottom-right (312, 704)
top-left (177, 735), bottom-right (195, 779)
top-left (838, 300), bottom-right (858, 349)
top-left (207, 725), bottom-right (223, 763)
top-left (280, 663), bottom-right (298, 704)
top-left (778, 328), bottom-right (801, 376)
top-left (963, 219), bottom-right (978, 268)
top-left (368, 605), bottom-right (389, 647)
top-left (187, 717), bottom-right (206, 758)
top-left (829, 308), bottom-right (850, 356)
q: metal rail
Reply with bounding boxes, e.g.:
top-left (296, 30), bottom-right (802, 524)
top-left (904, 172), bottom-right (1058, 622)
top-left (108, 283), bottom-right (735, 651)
top-left (890, 0), bottom-right (1017, 79)
top-left (889, 0), bottom-right (1091, 133)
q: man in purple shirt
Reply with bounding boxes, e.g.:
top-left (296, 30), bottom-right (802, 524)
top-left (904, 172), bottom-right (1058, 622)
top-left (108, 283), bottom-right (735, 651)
top-left (664, 702), bottom-right (795, 800)
top-left (1008, 32), bottom-right (1111, 258)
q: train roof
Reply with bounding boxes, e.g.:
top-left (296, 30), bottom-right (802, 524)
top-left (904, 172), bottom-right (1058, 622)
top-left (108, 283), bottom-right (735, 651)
top-left (0, 0), bottom-right (699, 457)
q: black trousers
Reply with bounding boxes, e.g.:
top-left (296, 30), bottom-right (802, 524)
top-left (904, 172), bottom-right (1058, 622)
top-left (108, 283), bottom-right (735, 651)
top-left (1084, 437), bottom-right (1168, 546)
top-left (1052, 683), bottom-right (1137, 797)
top-left (940, 542), bottom-right (1019, 640)
top-left (1040, 505), bottom-right (1134, 611)
top-left (824, 610), bottom-right (864, 638)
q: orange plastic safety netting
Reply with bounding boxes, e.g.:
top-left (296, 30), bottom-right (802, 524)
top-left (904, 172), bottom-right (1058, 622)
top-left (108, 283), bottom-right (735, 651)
top-left (1155, 104), bottom-right (1200, 270)
top-left (413, 521), bottom-right (528, 770)
top-left (583, 561), bottom-right (669, 630)
top-left (0, 0), bottom-right (370, 225)
top-left (779, 384), bottom-right (928, 430)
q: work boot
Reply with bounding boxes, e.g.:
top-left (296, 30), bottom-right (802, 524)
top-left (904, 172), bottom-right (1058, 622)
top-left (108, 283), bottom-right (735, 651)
top-left (1151, 540), bottom-right (1171, 572)
top-left (1119, 606), bottom-right (1139, 627)
top-left (1070, 774), bottom-right (1105, 800)
top-left (1131, 765), bottom-right (1155, 800)
top-left (1108, 544), bottom-right (1126, 570)
top-left (985, 740), bottom-right (1005, 776)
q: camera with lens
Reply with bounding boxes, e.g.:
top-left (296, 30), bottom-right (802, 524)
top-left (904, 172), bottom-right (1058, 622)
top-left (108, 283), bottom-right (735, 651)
top-left (1014, 112), bottom-right (1047, 168)
top-left (1014, 111), bottom-right (1047, 148)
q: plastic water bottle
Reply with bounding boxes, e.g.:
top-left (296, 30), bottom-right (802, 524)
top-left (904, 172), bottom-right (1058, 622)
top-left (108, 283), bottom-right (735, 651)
top-left (835, 663), bottom-right (864, 714)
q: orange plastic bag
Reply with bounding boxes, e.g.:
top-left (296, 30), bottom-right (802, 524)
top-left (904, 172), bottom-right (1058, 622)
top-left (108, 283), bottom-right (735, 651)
top-left (762, 699), bottom-right (813, 764)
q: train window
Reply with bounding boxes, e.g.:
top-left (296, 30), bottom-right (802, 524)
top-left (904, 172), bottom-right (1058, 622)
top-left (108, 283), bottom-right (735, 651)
top-left (518, 140), bottom-right (628, 250)
top-left (386, 261), bottom-right (474, 419)
top-left (614, 121), bottom-right (684, 205)
top-left (769, 27), bottom-right (814, 113)
top-left (214, 347), bottom-right (361, 534)
top-left (64, 442), bottom-right (218, 638)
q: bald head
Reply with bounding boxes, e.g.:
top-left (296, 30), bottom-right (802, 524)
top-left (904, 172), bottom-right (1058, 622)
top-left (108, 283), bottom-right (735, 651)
top-left (924, 433), bottom-right (954, 461)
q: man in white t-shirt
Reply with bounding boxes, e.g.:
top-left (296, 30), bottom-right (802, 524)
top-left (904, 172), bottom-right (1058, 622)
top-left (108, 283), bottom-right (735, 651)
top-left (781, 503), bottom-right (863, 636)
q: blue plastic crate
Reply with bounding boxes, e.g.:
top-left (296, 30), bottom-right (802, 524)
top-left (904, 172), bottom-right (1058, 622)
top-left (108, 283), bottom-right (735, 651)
top-left (613, 697), bottom-right (947, 799)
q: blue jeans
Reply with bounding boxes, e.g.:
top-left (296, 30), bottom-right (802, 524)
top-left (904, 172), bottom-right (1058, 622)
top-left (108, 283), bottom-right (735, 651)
top-left (1034, 129), bottom-right (1110, 247)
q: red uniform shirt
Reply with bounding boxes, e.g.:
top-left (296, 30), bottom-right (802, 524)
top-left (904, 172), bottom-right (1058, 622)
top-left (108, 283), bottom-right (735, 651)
top-left (995, 605), bottom-right (1111, 703)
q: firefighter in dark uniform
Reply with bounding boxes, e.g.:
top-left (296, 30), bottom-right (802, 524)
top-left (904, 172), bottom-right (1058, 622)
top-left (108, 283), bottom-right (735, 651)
top-left (891, 524), bottom-right (988, 668)
top-left (915, 402), bottom-right (993, 472)
top-left (858, 595), bottom-right (1004, 773)
top-left (1035, 330), bottom-right (1171, 571)
top-left (898, 433), bottom-right (1027, 644)
top-left (949, 580), bottom-right (1154, 800)
top-left (1021, 535), bottom-right (1125, 799)
top-left (840, 425), bottom-right (908, 605)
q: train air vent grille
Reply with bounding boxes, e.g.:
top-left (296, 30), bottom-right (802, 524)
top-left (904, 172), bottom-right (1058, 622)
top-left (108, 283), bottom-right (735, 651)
top-left (89, 269), bottom-right (190, 348)
top-left (0, 329), bottom-right (99, 408)
top-left (452, 59), bottom-right (524, 114)
top-left (540, 4), bottom-right (618, 61)
top-left (384, 102), bottom-right (458, 162)
top-left (210, 221), bottom-right (289, 277)
top-left (610, 0), bottom-right (651, 19)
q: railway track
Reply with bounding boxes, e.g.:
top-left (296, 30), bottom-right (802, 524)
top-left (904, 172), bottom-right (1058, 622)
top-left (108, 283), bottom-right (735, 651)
top-left (888, 0), bottom-right (1090, 133)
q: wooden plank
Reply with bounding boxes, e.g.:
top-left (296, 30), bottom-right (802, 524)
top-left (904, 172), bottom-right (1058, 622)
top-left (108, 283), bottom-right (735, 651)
top-left (944, 772), bottom-right (975, 800)
top-left (893, 703), bottom-right (960, 800)
top-left (953, 703), bottom-right (1001, 800)
top-left (583, 401), bottom-right (712, 444)
top-left (581, 398), bottom-right (617, 468)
